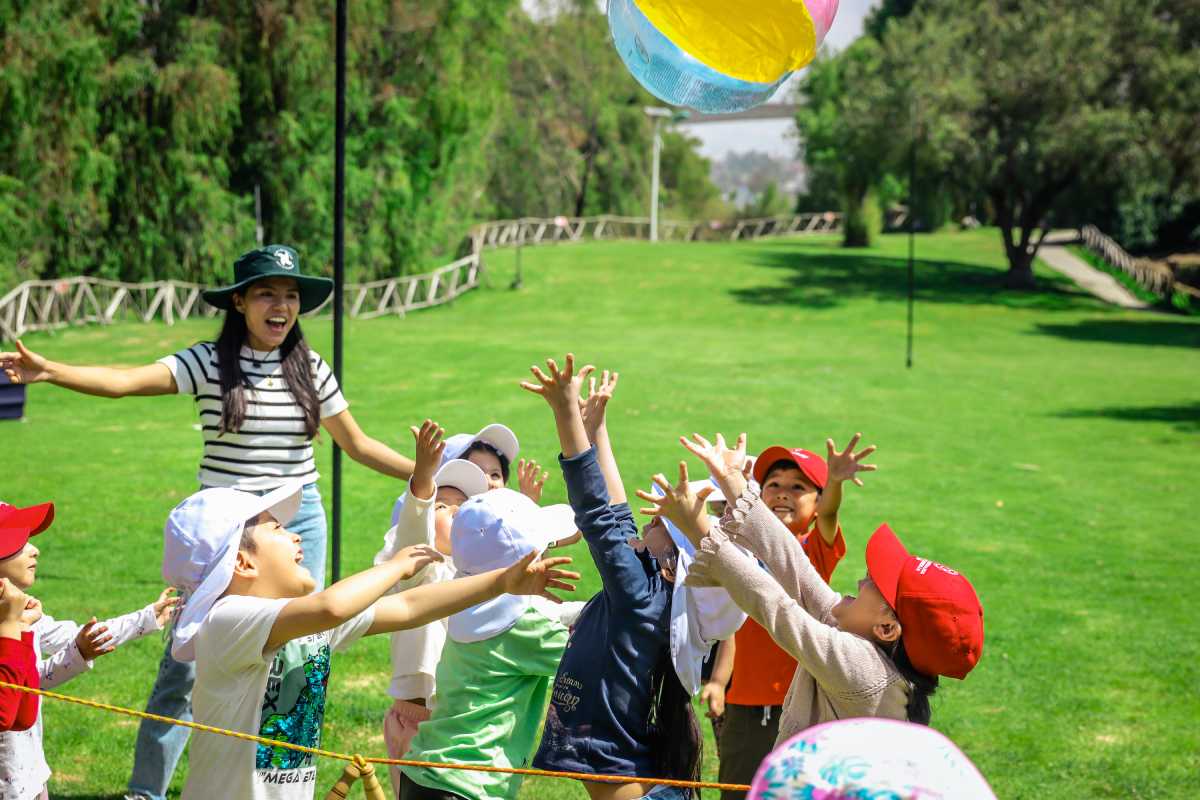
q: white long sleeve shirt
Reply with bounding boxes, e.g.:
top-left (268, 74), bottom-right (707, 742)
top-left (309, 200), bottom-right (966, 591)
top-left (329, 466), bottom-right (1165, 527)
top-left (375, 493), bottom-right (457, 703)
top-left (0, 603), bottom-right (161, 799)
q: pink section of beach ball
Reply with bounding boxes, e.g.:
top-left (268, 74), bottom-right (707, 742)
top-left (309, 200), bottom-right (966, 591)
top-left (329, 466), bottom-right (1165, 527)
top-left (805, 0), bottom-right (840, 44)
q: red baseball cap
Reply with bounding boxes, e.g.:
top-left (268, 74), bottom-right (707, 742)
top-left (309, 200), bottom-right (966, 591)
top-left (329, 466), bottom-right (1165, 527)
top-left (866, 523), bottom-right (984, 680)
top-left (753, 446), bottom-right (828, 489)
top-left (0, 501), bottom-right (55, 560)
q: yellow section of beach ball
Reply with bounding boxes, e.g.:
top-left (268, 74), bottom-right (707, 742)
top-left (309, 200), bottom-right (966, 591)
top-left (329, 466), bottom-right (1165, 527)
top-left (635, 0), bottom-right (819, 85)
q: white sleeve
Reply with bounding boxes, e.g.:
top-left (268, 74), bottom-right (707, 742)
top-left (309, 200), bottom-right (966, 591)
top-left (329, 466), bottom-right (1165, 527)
top-left (375, 494), bottom-right (439, 593)
top-left (329, 606), bottom-right (376, 653)
top-left (100, 603), bottom-right (162, 648)
top-left (156, 343), bottom-right (208, 396)
top-left (198, 596), bottom-right (289, 672)
top-left (530, 597), bottom-right (585, 629)
top-left (35, 615), bottom-right (92, 688)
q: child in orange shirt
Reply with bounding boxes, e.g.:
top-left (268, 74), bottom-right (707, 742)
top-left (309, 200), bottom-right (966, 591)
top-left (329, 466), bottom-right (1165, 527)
top-left (701, 436), bottom-right (876, 800)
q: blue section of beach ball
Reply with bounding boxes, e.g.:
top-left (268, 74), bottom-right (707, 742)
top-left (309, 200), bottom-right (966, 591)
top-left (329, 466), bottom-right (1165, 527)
top-left (607, 0), bottom-right (790, 114)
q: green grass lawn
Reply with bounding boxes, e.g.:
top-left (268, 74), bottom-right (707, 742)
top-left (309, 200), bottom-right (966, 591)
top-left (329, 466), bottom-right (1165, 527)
top-left (5, 229), bottom-right (1199, 799)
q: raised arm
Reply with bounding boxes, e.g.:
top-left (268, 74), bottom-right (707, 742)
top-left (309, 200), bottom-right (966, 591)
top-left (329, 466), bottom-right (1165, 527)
top-left (367, 551), bottom-right (579, 635)
top-left (580, 370), bottom-right (625, 504)
top-left (814, 433), bottom-right (877, 546)
top-left (0, 339), bottom-right (176, 397)
top-left (322, 408), bottom-right (415, 480)
top-left (267, 544), bottom-right (443, 651)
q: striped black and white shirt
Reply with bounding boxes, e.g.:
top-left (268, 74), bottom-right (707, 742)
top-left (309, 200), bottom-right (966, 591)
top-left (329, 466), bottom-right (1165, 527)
top-left (158, 343), bottom-right (349, 490)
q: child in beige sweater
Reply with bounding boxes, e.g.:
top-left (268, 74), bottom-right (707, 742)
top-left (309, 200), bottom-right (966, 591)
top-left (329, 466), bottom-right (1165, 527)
top-left (639, 433), bottom-right (984, 745)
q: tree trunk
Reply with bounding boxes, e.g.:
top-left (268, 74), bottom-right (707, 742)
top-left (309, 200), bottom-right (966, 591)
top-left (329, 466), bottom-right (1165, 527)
top-left (1003, 239), bottom-right (1037, 289)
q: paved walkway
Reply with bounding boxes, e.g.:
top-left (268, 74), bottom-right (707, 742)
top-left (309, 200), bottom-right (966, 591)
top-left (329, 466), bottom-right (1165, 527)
top-left (1038, 232), bottom-right (1147, 309)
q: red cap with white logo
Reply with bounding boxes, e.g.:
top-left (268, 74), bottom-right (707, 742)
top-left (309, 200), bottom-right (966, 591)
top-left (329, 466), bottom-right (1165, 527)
top-left (753, 446), bottom-right (828, 489)
top-left (0, 501), bottom-right (55, 560)
top-left (866, 523), bottom-right (984, 680)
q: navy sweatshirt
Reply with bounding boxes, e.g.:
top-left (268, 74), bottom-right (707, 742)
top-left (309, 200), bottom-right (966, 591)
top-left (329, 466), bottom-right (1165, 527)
top-left (531, 446), bottom-right (673, 779)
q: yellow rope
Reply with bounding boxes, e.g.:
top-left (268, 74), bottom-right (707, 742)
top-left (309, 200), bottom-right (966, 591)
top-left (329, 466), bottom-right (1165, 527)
top-left (2, 681), bottom-right (751, 792)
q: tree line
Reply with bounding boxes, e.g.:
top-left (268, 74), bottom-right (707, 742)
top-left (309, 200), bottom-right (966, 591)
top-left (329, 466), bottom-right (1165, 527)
top-left (0, 0), bottom-right (720, 287)
top-left (795, 0), bottom-right (1200, 286)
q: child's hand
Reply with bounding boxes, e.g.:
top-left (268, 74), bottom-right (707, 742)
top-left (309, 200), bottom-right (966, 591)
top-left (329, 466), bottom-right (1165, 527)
top-left (20, 596), bottom-right (42, 627)
top-left (409, 420), bottom-right (446, 501)
top-left (636, 461), bottom-right (713, 549)
top-left (579, 370), bottom-right (619, 443)
top-left (153, 587), bottom-right (180, 628)
top-left (520, 354), bottom-right (594, 411)
top-left (0, 339), bottom-right (52, 385)
top-left (700, 680), bottom-right (726, 719)
top-left (825, 433), bottom-right (877, 487)
top-left (681, 432), bottom-right (750, 501)
top-left (499, 551), bottom-right (580, 602)
top-left (517, 458), bottom-right (549, 503)
top-left (0, 578), bottom-right (29, 624)
top-left (75, 617), bottom-right (115, 660)
top-left (390, 544), bottom-right (444, 581)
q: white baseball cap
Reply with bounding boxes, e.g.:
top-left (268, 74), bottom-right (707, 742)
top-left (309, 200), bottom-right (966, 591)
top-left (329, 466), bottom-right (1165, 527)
top-left (442, 423), bottom-right (520, 466)
top-left (163, 480), bottom-right (303, 661)
top-left (447, 488), bottom-right (576, 643)
top-left (389, 459), bottom-right (490, 527)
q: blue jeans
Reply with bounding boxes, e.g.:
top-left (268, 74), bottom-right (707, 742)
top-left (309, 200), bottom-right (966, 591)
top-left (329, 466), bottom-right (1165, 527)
top-left (637, 787), bottom-right (693, 800)
top-left (127, 482), bottom-right (327, 799)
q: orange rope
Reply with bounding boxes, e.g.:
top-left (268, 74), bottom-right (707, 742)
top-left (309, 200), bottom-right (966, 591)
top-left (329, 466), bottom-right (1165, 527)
top-left (0, 681), bottom-right (751, 792)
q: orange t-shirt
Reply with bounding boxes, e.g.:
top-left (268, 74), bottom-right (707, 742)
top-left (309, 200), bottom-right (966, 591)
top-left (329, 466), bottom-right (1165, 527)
top-left (725, 526), bottom-right (846, 707)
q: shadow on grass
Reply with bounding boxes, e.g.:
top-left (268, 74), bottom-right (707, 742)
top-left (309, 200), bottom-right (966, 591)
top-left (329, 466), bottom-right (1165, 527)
top-left (1034, 319), bottom-right (1200, 348)
top-left (730, 245), bottom-right (1098, 312)
top-left (1055, 402), bottom-right (1200, 433)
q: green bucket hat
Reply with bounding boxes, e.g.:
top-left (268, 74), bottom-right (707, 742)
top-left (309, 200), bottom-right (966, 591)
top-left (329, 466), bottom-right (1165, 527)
top-left (202, 244), bottom-right (333, 314)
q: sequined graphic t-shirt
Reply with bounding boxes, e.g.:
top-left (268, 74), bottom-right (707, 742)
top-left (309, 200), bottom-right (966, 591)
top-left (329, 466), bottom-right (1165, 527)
top-left (183, 594), bottom-right (374, 800)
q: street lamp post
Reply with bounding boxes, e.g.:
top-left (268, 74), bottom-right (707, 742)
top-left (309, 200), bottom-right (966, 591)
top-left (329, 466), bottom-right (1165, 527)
top-left (643, 106), bottom-right (689, 243)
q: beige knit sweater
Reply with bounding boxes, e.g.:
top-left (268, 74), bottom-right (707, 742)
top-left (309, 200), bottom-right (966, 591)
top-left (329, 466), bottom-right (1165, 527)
top-left (686, 485), bottom-right (910, 745)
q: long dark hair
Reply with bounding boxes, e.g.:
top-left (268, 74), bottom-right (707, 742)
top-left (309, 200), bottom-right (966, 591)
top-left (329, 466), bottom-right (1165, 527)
top-left (215, 305), bottom-right (321, 438)
top-left (648, 651), bottom-right (702, 795)
top-left (892, 638), bottom-right (939, 725)
top-left (463, 440), bottom-right (511, 483)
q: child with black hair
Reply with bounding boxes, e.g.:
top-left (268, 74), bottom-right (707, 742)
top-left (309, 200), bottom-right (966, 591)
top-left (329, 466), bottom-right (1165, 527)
top-left (642, 432), bottom-right (984, 748)
top-left (524, 356), bottom-right (711, 800)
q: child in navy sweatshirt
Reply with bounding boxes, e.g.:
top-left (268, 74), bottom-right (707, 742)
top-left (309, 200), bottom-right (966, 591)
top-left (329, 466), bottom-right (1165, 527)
top-left (521, 356), bottom-right (702, 800)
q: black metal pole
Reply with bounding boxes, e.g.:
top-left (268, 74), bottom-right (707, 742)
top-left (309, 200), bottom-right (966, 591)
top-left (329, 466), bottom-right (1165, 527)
top-left (906, 98), bottom-right (916, 370)
top-left (331, 0), bottom-right (347, 583)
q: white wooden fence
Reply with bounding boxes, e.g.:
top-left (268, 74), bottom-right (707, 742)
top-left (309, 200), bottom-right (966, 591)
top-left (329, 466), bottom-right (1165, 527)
top-left (0, 212), bottom-right (840, 342)
top-left (1079, 225), bottom-right (1178, 298)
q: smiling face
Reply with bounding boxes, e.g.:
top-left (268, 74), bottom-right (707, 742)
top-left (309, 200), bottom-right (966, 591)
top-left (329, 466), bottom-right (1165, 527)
top-left (237, 511), bottom-right (315, 598)
top-left (761, 462), bottom-right (821, 532)
top-left (233, 277), bottom-right (301, 351)
top-left (433, 485), bottom-right (468, 555)
top-left (465, 446), bottom-right (506, 490)
top-left (831, 573), bottom-right (902, 645)
top-left (0, 541), bottom-right (39, 590)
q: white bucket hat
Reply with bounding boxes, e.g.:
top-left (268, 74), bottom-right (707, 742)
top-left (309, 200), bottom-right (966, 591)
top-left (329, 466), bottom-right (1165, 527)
top-left (389, 458), bottom-right (491, 527)
top-left (163, 480), bottom-right (303, 661)
top-left (652, 480), bottom-right (747, 694)
top-left (447, 489), bottom-right (576, 643)
top-left (441, 423), bottom-right (520, 466)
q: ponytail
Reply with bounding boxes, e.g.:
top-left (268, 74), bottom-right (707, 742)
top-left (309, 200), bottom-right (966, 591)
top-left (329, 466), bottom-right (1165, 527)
top-left (648, 654), bottom-right (702, 795)
top-left (892, 639), bottom-right (939, 725)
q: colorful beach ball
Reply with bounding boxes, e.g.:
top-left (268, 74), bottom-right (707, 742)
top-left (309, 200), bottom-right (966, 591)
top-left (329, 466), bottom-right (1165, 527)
top-left (608, 0), bottom-right (839, 114)
top-left (749, 718), bottom-right (996, 800)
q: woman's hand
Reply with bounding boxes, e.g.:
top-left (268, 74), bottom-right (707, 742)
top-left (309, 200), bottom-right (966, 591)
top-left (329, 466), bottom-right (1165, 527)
top-left (499, 551), bottom-right (580, 602)
top-left (0, 340), bottom-right (52, 385)
top-left (517, 458), bottom-right (548, 503)
top-left (635, 461), bottom-right (713, 549)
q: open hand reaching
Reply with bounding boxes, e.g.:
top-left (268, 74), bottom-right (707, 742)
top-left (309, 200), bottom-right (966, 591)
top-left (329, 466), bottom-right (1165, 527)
top-left (636, 461), bottom-right (713, 549)
top-left (825, 433), bottom-right (877, 487)
top-left (500, 551), bottom-right (580, 603)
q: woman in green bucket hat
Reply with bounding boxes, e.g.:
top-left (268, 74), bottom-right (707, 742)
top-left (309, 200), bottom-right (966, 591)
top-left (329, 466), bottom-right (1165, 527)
top-left (0, 244), bottom-right (417, 800)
